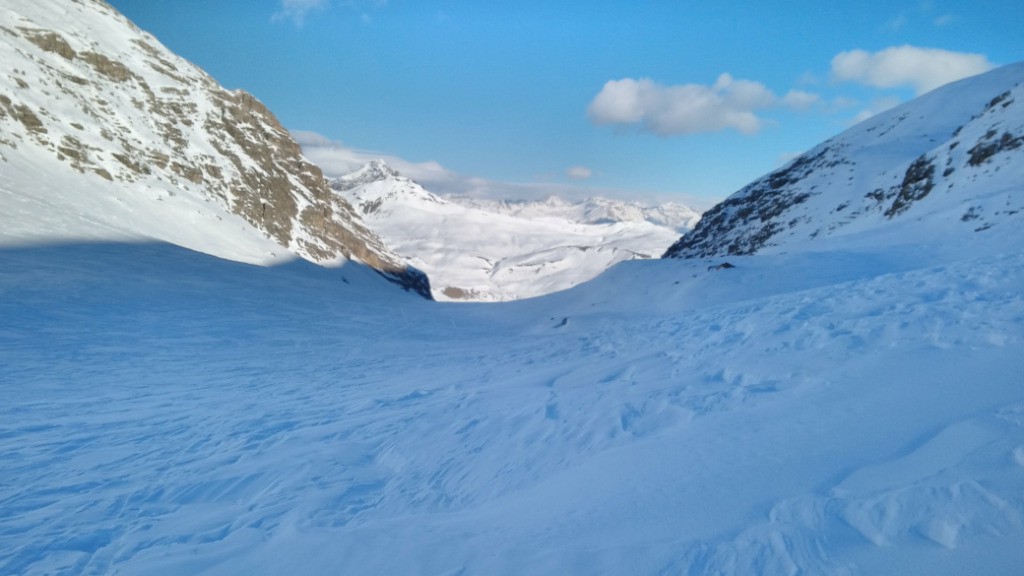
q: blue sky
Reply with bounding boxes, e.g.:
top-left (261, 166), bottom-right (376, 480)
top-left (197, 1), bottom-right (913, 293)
top-left (107, 0), bottom-right (1022, 205)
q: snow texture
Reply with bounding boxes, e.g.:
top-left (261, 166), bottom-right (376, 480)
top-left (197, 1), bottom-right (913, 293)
top-left (2, 225), bottom-right (1023, 575)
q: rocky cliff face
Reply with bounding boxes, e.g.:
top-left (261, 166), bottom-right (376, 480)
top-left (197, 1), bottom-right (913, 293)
top-left (0, 0), bottom-right (430, 297)
top-left (665, 62), bottom-right (1024, 259)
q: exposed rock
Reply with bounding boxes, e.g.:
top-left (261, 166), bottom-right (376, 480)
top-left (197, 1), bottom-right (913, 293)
top-left (80, 50), bottom-right (132, 82)
top-left (0, 94), bottom-right (47, 135)
top-left (885, 155), bottom-right (936, 218)
top-left (663, 147), bottom-right (832, 258)
top-left (441, 286), bottom-right (474, 300)
top-left (19, 28), bottom-right (76, 59)
top-left (967, 130), bottom-right (1024, 166)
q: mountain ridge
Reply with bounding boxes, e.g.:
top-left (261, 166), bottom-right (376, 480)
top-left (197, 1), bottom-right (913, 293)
top-left (665, 62), bottom-right (1024, 259)
top-left (0, 0), bottom-right (430, 297)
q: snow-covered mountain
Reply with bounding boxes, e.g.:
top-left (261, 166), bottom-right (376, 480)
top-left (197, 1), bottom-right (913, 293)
top-left (455, 194), bottom-right (701, 231)
top-left (332, 161), bottom-right (696, 301)
top-left (0, 0), bottom-right (429, 296)
top-left (665, 62), bottom-right (1024, 259)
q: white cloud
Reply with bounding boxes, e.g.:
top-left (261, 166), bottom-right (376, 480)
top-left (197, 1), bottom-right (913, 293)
top-left (587, 74), bottom-right (816, 136)
top-left (566, 166), bottom-right (592, 180)
top-left (796, 71), bottom-right (821, 86)
top-left (290, 131), bottom-right (713, 205)
top-left (830, 96), bottom-right (860, 110)
top-left (781, 90), bottom-right (820, 109)
top-left (291, 131), bottom-right (564, 199)
top-left (291, 130), bottom-right (457, 185)
top-left (290, 130), bottom-right (334, 148)
top-left (273, 0), bottom-right (328, 26)
top-left (933, 14), bottom-right (955, 27)
top-left (831, 45), bottom-right (995, 95)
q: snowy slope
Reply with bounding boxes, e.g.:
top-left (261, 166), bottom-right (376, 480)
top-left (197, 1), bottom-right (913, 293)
top-left (665, 62), bottom-right (1024, 259)
top-left (0, 0), bottom-right (429, 295)
top-left (332, 161), bottom-right (694, 301)
top-left (2, 218), bottom-right (1022, 575)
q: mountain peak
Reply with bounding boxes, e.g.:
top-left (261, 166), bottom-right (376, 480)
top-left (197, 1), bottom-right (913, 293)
top-left (363, 159), bottom-right (401, 180)
top-left (334, 160), bottom-right (402, 190)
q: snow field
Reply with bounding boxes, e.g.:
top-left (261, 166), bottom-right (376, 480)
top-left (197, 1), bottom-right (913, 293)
top-left (2, 233), bottom-right (1022, 575)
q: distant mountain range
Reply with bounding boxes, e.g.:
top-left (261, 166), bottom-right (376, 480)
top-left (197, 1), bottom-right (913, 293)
top-left (331, 160), bottom-right (699, 301)
top-left (451, 194), bottom-right (700, 232)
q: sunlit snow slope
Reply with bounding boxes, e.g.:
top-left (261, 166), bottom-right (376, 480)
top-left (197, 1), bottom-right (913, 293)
top-left (333, 160), bottom-right (696, 301)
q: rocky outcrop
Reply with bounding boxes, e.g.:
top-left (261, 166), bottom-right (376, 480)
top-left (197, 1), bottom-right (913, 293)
top-left (663, 147), bottom-right (840, 258)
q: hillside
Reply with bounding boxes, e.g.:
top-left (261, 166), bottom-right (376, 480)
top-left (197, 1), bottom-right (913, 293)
top-left (0, 0), bottom-right (429, 296)
top-left (665, 62), bottom-right (1024, 259)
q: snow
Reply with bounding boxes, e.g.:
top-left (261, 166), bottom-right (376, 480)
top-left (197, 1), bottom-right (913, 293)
top-left (2, 2), bottom-right (1023, 573)
top-left (454, 194), bottom-right (702, 231)
top-left (0, 0), bottom-right (294, 265)
top-left (1, 0), bottom-right (413, 277)
top-left (0, 144), bottom-right (290, 265)
top-left (2, 217), bottom-right (1022, 574)
top-left (332, 164), bottom-right (694, 301)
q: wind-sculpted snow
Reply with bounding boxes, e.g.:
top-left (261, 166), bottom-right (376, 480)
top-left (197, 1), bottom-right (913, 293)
top-left (2, 227), bottom-right (1022, 575)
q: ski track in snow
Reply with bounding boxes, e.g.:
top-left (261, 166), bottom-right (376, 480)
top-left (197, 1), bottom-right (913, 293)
top-left (1, 241), bottom-right (1023, 575)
